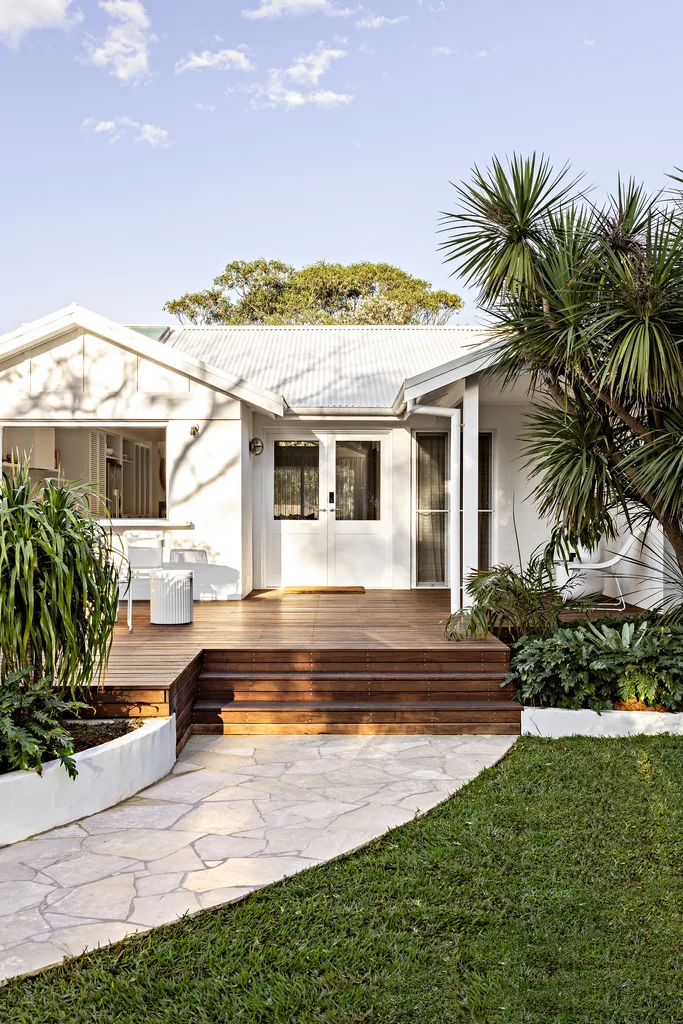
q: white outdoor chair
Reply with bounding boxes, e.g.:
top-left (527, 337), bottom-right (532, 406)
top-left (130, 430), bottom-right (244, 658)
top-left (122, 531), bottom-right (164, 633)
top-left (555, 528), bottom-right (646, 610)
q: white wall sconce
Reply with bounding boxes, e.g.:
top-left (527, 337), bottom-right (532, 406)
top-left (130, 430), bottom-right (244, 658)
top-left (249, 437), bottom-right (264, 456)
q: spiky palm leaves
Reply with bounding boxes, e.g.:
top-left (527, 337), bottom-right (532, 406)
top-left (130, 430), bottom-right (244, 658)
top-left (440, 156), bottom-right (683, 570)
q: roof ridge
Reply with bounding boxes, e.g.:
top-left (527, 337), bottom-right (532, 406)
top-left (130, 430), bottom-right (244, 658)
top-left (170, 323), bottom-right (489, 332)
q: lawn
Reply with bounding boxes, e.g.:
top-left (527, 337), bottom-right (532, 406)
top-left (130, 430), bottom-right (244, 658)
top-left (3, 736), bottom-right (683, 1024)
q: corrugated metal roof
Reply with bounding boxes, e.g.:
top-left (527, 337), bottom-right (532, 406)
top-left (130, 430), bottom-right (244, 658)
top-left (163, 325), bottom-right (492, 409)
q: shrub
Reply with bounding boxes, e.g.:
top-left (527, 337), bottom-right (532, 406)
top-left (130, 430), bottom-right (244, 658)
top-left (509, 620), bottom-right (683, 711)
top-left (588, 621), bottom-right (683, 710)
top-left (509, 627), bottom-right (614, 711)
top-left (0, 669), bottom-right (85, 778)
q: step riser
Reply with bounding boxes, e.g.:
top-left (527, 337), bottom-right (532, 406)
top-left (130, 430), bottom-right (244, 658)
top-left (198, 690), bottom-right (514, 703)
top-left (192, 723), bottom-right (520, 736)
top-left (203, 653), bottom-right (509, 669)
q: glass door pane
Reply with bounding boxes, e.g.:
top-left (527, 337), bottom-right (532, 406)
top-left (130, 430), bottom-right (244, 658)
top-left (415, 433), bottom-right (447, 585)
top-left (335, 440), bottom-right (381, 521)
top-left (273, 440), bottom-right (320, 520)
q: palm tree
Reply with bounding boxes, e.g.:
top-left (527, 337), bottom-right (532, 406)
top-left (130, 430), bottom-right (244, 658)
top-left (440, 154), bottom-right (683, 572)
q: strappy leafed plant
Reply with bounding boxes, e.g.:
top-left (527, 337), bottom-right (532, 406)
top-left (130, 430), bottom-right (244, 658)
top-left (0, 461), bottom-right (120, 699)
top-left (440, 156), bottom-right (683, 576)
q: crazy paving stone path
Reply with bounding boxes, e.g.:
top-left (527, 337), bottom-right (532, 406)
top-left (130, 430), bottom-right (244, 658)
top-left (0, 733), bottom-right (516, 983)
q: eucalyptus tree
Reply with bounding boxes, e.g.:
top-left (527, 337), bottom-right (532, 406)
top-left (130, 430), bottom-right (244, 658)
top-left (440, 155), bottom-right (683, 571)
top-left (164, 259), bottom-right (463, 326)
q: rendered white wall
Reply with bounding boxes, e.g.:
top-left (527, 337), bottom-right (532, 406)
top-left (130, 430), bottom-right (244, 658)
top-left (0, 718), bottom-right (176, 847)
top-left (479, 401), bottom-right (552, 567)
top-left (0, 330), bottom-right (248, 602)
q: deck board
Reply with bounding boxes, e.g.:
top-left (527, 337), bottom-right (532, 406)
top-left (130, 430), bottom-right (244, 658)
top-left (103, 590), bottom-right (505, 692)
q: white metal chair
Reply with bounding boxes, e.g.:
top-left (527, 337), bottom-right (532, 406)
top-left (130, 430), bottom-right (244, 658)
top-left (555, 528), bottom-right (646, 610)
top-left (122, 531), bottom-right (164, 633)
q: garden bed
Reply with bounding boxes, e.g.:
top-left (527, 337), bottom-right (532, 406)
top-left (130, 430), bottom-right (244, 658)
top-left (0, 716), bottom-right (176, 847)
top-left (522, 705), bottom-right (683, 737)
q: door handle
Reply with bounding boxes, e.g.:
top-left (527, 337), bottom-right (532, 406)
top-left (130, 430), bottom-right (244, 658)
top-left (315, 508), bottom-right (329, 513)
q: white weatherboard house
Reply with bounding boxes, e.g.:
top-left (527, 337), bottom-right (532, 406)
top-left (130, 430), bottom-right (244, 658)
top-left (0, 304), bottom-right (662, 611)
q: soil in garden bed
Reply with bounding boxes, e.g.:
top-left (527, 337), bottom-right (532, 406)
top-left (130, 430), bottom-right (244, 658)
top-left (612, 699), bottom-right (669, 712)
top-left (66, 720), bottom-right (142, 754)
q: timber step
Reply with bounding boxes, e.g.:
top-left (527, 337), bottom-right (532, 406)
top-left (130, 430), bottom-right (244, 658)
top-left (192, 699), bottom-right (521, 732)
top-left (193, 644), bottom-right (517, 735)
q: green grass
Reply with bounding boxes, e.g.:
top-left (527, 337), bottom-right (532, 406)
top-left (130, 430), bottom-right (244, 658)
top-left (3, 736), bottom-right (683, 1023)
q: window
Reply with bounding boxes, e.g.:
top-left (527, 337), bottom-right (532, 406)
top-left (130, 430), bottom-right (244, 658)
top-left (415, 433), bottom-right (447, 584)
top-left (478, 433), bottom-right (493, 571)
top-left (274, 441), bottom-right (319, 520)
top-left (414, 430), bottom-right (494, 585)
top-left (53, 426), bottom-right (166, 519)
top-left (335, 440), bottom-right (381, 521)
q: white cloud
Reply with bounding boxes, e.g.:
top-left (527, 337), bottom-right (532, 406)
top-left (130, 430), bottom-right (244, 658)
top-left (194, 102), bottom-right (217, 112)
top-left (82, 116), bottom-right (171, 146)
top-left (355, 12), bottom-right (408, 28)
top-left (175, 48), bottom-right (255, 74)
top-left (582, 32), bottom-right (595, 47)
top-left (243, 0), bottom-right (352, 18)
top-left (84, 0), bottom-right (155, 83)
top-left (247, 43), bottom-right (352, 109)
top-left (286, 44), bottom-right (344, 85)
top-left (432, 45), bottom-right (453, 56)
top-left (0, 0), bottom-right (82, 47)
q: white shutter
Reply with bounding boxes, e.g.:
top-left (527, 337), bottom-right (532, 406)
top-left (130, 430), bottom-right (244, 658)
top-left (133, 442), bottom-right (151, 517)
top-left (89, 430), bottom-right (106, 516)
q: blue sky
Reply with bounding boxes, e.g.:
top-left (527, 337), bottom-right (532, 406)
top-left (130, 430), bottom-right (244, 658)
top-left (1, 0), bottom-right (683, 332)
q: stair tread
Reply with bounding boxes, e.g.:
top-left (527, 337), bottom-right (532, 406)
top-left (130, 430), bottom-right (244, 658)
top-left (199, 671), bottom-right (508, 681)
top-left (193, 698), bottom-right (520, 712)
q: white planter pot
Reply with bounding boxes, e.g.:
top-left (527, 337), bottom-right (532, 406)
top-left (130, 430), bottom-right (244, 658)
top-left (0, 716), bottom-right (176, 847)
top-left (522, 706), bottom-right (683, 738)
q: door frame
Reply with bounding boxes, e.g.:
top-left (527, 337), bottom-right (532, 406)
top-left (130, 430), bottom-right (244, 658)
top-left (258, 425), bottom-right (393, 589)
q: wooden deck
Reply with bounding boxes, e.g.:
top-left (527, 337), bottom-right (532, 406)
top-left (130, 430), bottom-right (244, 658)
top-left (92, 591), bottom-right (516, 745)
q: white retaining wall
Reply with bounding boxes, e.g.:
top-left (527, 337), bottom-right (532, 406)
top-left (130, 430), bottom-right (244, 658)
top-left (522, 706), bottom-right (683, 738)
top-left (0, 716), bottom-right (176, 846)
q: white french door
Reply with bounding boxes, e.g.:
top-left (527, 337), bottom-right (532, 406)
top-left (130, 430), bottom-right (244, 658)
top-left (265, 431), bottom-right (391, 588)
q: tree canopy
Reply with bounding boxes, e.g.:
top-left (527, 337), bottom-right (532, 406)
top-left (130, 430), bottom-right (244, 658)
top-left (440, 153), bottom-right (683, 576)
top-left (163, 259), bottom-right (463, 326)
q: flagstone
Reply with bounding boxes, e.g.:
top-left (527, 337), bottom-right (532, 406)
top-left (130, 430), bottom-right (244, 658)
top-left (82, 803), bottom-right (193, 834)
top-left (84, 829), bottom-right (204, 861)
top-left (327, 803), bottom-right (415, 833)
top-left (0, 941), bottom-right (66, 982)
top-left (183, 856), bottom-right (316, 892)
top-left (172, 801), bottom-right (265, 835)
top-left (48, 874), bottom-right (136, 920)
top-left (42, 852), bottom-right (137, 887)
top-left (146, 846), bottom-right (204, 874)
top-left (197, 886), bottom-right (255, 909)
top-left (135, 873), bottom-right (184, 897)
top-left (50, 922), bottom-right (145, 958)
top-left (299, 830), bottom-right (378, 861)
top-left (0, 908), bottom-right (51, 948)
top-left (139, 770), bottom-right (239, 803)
top-left (0, 881), bottom-right (55, 915)
top-left (193, 834), bottom-right (267, 861)
top-left (129, 891), bottom-right (201, 927)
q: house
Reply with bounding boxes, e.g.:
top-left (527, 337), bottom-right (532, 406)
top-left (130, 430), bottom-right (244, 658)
top-left (0, 303), bottom-right (663, 611)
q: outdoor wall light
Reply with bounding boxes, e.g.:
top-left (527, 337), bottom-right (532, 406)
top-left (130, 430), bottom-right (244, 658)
top-left (189, 424), bottom-right (199, 437)
top-left (249, 437), bottom-right (264, 456)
